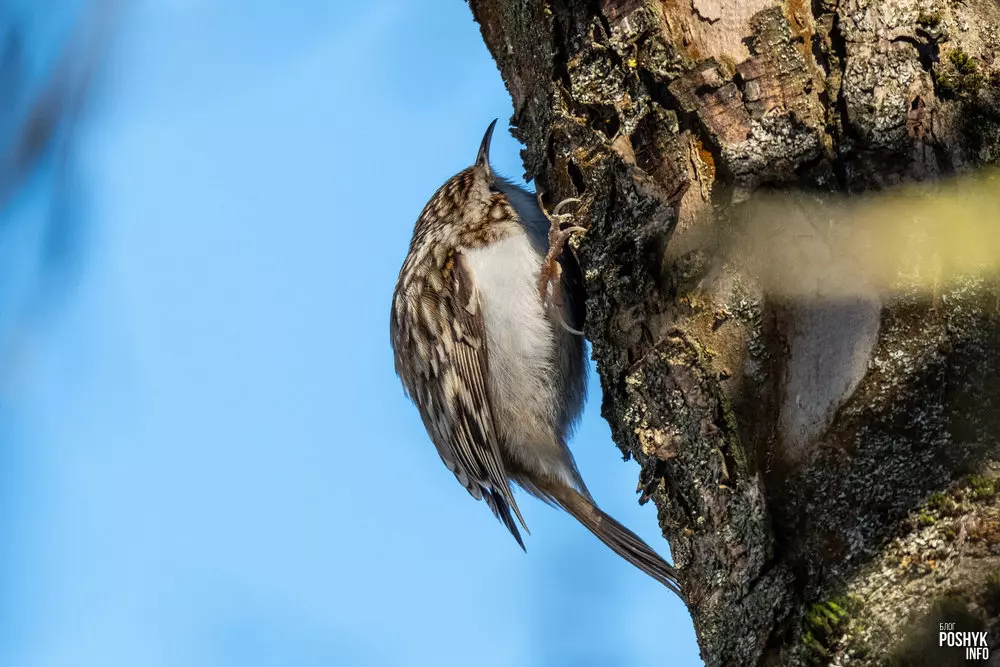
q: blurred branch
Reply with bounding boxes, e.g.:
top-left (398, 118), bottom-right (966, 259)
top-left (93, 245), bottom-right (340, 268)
top-left (0, 0), bottom-right (120, 323)
top-left (0, 1), bottom-right (116, 206)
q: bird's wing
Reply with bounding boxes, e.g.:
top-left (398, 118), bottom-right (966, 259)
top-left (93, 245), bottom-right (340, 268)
top-left (390, 250), bottom-right (528, 548)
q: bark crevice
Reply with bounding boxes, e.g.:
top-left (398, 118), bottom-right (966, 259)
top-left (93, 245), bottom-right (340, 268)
top-left (469, 0), bottom-right (1000, 663)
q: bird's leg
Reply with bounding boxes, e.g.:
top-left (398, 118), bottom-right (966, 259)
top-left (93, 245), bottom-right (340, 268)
top-left (537, 196), bottom-right (586, 307)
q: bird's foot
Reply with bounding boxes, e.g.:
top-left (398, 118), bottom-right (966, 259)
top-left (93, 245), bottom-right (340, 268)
top-left (537, 196), bottom-right (586, 306)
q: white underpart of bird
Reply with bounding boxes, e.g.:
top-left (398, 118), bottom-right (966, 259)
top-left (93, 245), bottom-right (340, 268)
top-left (390, 119), bottom-right (681, 596)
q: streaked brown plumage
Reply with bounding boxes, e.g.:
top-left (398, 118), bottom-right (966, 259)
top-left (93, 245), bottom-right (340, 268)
top-left (390, 119), bottom-right (681, 595)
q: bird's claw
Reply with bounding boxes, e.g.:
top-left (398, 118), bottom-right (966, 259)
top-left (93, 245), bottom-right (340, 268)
top-left (537, 196), bottom-right (586, 309)
top-left (552, 197), bottom-right (582, 217)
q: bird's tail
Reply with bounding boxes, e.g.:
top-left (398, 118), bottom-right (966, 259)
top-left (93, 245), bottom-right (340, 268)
top-left (548, 482), bottom-right (682, 596)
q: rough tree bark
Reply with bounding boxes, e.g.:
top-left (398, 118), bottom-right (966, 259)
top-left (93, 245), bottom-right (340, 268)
top-left (468, 0), bottom-right (1000, 665)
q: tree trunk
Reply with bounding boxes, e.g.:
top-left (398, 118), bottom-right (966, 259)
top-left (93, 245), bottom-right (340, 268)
top-left (467, 0), bottom-right (1000, 664)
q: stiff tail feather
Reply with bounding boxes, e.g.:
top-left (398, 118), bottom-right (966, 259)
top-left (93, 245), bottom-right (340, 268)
top-left (550, 484), bottom-right (682, 596)
top-left (484, 487), bottom-right (527, 551)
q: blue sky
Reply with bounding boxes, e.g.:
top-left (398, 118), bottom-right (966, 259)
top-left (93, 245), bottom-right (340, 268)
top-left (0, 1), bottom-right (700, 665)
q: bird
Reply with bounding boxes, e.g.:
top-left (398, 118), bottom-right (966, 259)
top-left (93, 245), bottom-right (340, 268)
top-left (389, 119), bottom-right (681, 595)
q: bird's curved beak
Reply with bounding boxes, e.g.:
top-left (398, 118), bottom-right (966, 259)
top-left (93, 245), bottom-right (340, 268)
top-left (475, 119), bottom-right (497, 180)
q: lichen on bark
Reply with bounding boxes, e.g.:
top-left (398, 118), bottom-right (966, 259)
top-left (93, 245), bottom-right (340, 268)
top-left (468, 0), bottom-right (1000, 664)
